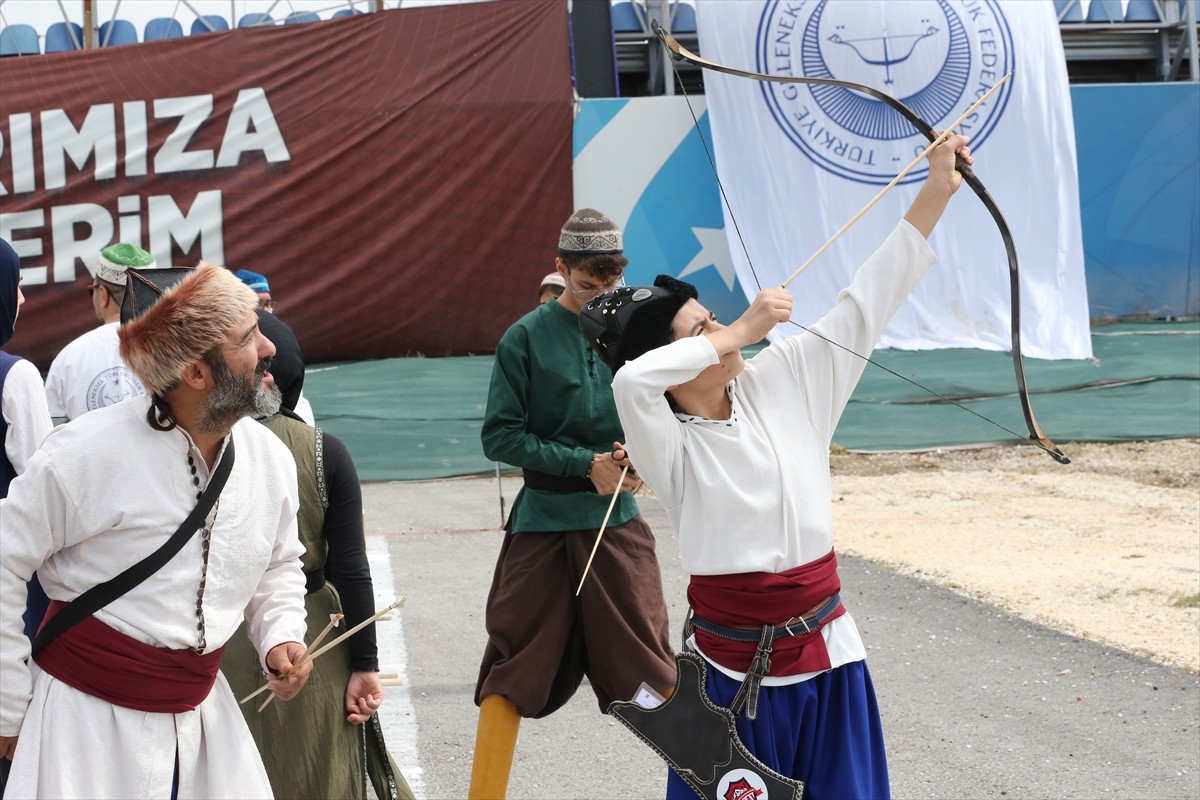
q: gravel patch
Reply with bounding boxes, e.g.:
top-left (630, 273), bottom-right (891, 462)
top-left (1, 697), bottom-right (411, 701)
top-left (829, 439), bottom-right (1200, 673)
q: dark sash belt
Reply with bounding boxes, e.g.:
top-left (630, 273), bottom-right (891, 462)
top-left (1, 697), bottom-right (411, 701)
top-left (34, 600), bottom-right (225, 713)
top-left (521, 469), bottom-right (596, 494)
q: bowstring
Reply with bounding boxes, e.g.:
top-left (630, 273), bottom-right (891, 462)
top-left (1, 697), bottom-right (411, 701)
top-left (667, 53), bottom-right (1057, 452)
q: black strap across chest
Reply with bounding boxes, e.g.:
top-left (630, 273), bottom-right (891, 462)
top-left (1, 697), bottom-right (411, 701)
top-left (32, 438), bottom-right (236, 653)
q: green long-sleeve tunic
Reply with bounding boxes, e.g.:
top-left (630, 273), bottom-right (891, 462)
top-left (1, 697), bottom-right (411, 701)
top-left (482, 298), bottom-right (639, 533)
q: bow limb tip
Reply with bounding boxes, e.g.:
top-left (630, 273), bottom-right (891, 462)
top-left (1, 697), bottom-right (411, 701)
top-left (1035, 436), bottom-right (1072, 465)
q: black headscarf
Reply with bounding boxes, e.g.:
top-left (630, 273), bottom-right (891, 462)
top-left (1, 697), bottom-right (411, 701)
top-left (0, 239), bottom-right (19, 349)
top-left (255, 308), bottom-right (305, 414)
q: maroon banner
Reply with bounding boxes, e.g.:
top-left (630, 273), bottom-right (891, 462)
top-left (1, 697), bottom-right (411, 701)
top-left (0, 4), bottom-right (573, 368)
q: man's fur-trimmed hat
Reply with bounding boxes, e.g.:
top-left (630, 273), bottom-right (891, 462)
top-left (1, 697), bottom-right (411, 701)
top-left (578, 274), bottom-right (698, 374)
top-left (118, 263), bottom-right (257, 397)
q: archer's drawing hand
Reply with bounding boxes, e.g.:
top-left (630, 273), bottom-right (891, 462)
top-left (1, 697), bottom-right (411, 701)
top-left (731, 288), bottom-right (793, 346)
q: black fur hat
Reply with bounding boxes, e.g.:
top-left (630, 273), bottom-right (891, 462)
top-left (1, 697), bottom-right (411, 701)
top-left (578, 274), bottom-right (697, 373)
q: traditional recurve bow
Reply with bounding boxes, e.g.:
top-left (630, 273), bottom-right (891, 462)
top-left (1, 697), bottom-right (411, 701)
top-left (652, 21), bottom-right (1070, 464)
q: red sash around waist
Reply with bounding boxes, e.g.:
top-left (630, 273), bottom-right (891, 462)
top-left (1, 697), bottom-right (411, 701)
top-left (687, 549), bottom-right (846, 677)
top-left (33, 600), bottom-right (226, 713)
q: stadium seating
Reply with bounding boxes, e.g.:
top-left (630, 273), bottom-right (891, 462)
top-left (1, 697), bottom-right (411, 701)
top-left (99, 19), bottom-right (138, 47)
top-left (1124, 0), bottom-right (1162, 22)
top-left (1086, 0), bottom-right (1123, 22)
top-left (611, 2), bottom-right (646, 33)
top-left (0, 23), bottom-right (39, 56)
top-left (238, 13), bottom-right (274, 28)
top-left (144, 18), bottom-right (183, 40)
top-left (284, 12), bottom-right (322, 25)
top-left (1055, 0), bottom-right (1084, 22)
top-left (671, 2), bottom-right (697, 33)
top-left (191, 15), bottom-right (229, 35)
top-left (44, 21), bottom-right (83, 52)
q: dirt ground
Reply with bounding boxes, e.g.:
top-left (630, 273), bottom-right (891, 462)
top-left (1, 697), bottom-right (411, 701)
top-left (827, 439), bottom-right (1200, 673)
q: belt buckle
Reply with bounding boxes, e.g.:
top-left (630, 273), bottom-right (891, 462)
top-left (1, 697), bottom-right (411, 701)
top-left (781, 615), bottom-right (811, 636)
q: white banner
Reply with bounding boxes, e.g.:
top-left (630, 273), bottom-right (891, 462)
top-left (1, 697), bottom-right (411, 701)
top-left (697, 0), bottom-right (1091, 359)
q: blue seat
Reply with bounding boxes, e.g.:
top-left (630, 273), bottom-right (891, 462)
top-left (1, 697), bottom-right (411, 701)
top-left (99, 19), bottom-right (138, 47)
top-left (611, 2), bottom-right (645, 33)
top-left (1054, 0), bottom-right (1084, 22)
top-left (332, 9), bottom-right (363, 18)
top-left (1124, 0), bottom-right (1161, 21)
top-left (670, 2), bottom-right (697, 33)
top-left (44, 21), bottom-right (83, 52)
top-left (0, 24), bottom-right (40, 56)
top-left (284, 12), bottom-right (321, 24)
top-left (1085, 0), bottom-right (1122, 22)
top-left (191, 15), bottom-right (229, 35)
top-left (144, 18), bottom-right (183, 40)
top-left (237, 13), bottom-right (274, 28)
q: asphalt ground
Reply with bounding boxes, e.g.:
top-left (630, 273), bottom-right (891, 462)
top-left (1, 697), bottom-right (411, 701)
top-left (363, 474), bottom-right (1200, 800)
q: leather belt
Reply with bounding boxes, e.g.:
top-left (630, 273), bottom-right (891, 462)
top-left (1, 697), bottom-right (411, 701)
top-left (521, 468), bottom-right (596, 494)
top-left (688, 593), bottom-right (843, 643)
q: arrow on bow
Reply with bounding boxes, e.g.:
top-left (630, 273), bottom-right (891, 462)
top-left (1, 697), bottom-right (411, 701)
top-left (653, 21), bottom-right (1070, 465)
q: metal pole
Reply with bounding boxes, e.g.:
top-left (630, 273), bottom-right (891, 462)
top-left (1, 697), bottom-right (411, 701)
top-left (661, 0), bottom-right (673, 95)
top-left (1188, 0), bottom-right (1198, 81)
top-left (83, 0), bottom-right (93, 48)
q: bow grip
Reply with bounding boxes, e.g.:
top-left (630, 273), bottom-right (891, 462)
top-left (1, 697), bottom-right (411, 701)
top-left (955, 154), bottom-right (975, 181)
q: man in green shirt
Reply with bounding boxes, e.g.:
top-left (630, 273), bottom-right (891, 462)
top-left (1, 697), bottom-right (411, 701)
top-left (469, 209), bottom-right (676, 799)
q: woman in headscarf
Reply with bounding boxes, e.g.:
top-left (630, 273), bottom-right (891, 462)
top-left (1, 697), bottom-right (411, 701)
top-left (0, 238), bottom-right (52, 498)
top-left (219, 309), bottom-right (414, 800)
top-left (0, 239), bottom-right (53, 795)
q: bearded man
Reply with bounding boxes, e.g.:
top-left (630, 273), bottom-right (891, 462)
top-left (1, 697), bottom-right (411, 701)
top-left (0, 263), bottom-right (312, 799)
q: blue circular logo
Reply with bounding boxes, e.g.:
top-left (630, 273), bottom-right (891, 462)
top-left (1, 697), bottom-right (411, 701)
top-left (87, 366), bottom-right (144, 410)
top-left (755, 0), bottom-right (1014, 184)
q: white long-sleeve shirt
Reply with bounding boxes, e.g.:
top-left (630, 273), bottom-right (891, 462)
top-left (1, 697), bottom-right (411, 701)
top-left (43, 322), bottom-right (145, 425)
top-left (612, 221), bottom-right (936, 681)
top-left (0, 395), bottom-right (308, 798)
top-left (2, 356), bottom-right (52, 477)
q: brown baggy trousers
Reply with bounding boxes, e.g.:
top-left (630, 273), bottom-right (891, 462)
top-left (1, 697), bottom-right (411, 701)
top-left (474, 515), bottom-right (676, 718)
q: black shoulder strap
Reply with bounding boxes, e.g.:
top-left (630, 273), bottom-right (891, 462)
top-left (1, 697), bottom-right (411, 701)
top-left (31, 438), bottom-right (237, 653)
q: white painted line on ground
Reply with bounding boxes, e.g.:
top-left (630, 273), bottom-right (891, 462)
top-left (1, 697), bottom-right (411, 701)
top-left (368, 535), bottom-right (425, 799)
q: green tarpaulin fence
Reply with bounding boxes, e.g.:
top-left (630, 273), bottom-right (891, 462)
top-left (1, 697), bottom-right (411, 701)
top-left (304, 321), bottom-right (1199, 482)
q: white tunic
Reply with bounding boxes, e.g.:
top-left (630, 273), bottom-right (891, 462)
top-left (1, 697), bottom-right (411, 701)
top-left (2, 357), bottom-right (52, 477)
top-left (43, 322), bottom-right (145, 424)
top-left (612, 221), bottom-right (936, 682)
top-left (0, 396), bottom-right (308, 799)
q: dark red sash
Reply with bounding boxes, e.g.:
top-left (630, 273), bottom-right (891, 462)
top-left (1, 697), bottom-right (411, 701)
top-left (687, 549), bottom-right (846, 677)
top-left (33, 600), bottom-right (226, 713)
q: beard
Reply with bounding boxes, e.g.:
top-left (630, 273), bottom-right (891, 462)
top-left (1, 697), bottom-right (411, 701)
top-left (196, 351), bottom-right (282, 434)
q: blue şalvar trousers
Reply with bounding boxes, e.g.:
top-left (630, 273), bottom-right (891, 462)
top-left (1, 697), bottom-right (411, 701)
top-left (665, 659), bottom-right (890, 800)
